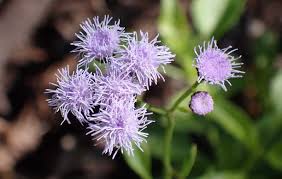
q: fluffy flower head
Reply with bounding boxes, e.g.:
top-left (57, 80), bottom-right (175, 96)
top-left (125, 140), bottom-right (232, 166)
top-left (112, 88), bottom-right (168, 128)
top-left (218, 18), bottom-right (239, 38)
top-left (194, 38), bottom-right (244, 91)
top-left (72, 15), bottom-right (127, 67)
top-left (46, 67), bottom-right (96, 124)
top-left (114, 31), bottom-right (174, 88)
top-left (189, 91), bottom-right (213, 116)
top-left (93, 66), bottom-right (145, 105)
top-left (87, 97), bottom-right (153, 158)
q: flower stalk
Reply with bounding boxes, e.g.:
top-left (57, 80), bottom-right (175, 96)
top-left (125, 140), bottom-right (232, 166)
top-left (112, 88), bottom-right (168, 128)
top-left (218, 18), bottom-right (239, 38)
top-left (163, 113), bottom-right (175, 179)
top-left (162, 81), bottom-right (199, 179)
top-left (169, 82), bottom-right (199, 113)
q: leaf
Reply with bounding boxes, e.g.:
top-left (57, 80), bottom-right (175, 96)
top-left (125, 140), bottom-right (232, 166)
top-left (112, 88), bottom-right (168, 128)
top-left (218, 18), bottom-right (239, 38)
top-left (191, 0), bottom-right (246, 37)
top-left (266, 138), bottom-right (282, 171)
top-left (164, 64), bottom-right (186, 81)
top-left (197, 170), bottom-right (246, 179)
top-left (257, 114), bottom-right (282, 171)
top-left (123, 143), bottom-right (152, 179)
top-left (159, 0), bottom-right (197, 80)
top-left (206, 126), bottom-right (248, 169)
top-left (209, 95), bottom-right (259, 153)
top-left (257, 114), bottom-right (282, 148)
top-left (170, 95), bottom-right (253, 169)
top-left (179, 144), bottom-right (197, 179)
top-left (215, 0), bottom-right (246, 37)
top-left (270, 70), bottom-right (282, 114)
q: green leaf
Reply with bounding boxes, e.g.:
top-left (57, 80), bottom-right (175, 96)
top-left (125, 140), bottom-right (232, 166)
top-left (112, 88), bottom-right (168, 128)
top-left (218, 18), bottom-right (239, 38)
top-left (257, 115), bottom-right (282, 171)
top-left (266, 138), bottom-right (282, 171)
top-left (257, 114), bottom-right (282, 148)
top-left (191, 0), bottom-right (246, 37)
top-left (164, 64), bottom-right (186, 81)
top-left (206, 127), bottom-right (248, 169)
top-left (179, 144), bottom-right (197, 179)
top-left (209, 95), bottom-right (259, 153)
top-left (123, 143), bottom-right (152, 179)
top-left (270, 70), bottom-right (282, 114)
top-left (159, 0), bottom-right (197, 80)
top-left (197, 170), bottom-right (247, 179)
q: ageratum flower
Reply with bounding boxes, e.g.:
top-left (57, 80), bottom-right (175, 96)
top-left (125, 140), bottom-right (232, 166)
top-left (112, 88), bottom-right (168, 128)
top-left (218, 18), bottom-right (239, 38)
top-left (113, 31), bottom-right (175, 88)
top-left (93, 66), bottom-right (145, 105)
top-left (194, 38), bottom-right (244, 91)
top-left (189, 91), bottom-right (213, 115)
top-left (46, 66), bottom-right (96, 124)
top-left (87, 97), bottom-right (153, 159)
top-left (72, 15), bottom-right (128, 67)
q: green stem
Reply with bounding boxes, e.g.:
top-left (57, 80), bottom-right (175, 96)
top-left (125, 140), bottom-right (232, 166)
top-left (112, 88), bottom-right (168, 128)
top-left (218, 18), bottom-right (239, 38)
top-left (137, 100), bottom-right (167, 116)
top-left (147, 104), bottom-right (167, 116)
top-left (163, 81), bottom-right (199, 179)
top-left (163, 114), bottom-right (175, 179)
top-left (169, 82), bottom-right (199, 113)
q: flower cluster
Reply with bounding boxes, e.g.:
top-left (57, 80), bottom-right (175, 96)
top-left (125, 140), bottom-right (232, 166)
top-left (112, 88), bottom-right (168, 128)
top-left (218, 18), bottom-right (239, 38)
top-left (46, 15), bottom-right (174, 158)
top-left (189, 37), bottom-right (244, 116)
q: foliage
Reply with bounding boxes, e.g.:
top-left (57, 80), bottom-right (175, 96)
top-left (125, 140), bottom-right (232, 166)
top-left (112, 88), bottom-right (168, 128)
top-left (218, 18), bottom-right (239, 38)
top-left (123, 0), bottom-right (282, 178)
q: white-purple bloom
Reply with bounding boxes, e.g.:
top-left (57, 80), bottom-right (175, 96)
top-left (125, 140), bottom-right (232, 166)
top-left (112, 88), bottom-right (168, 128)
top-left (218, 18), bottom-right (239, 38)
top-left (46, 16), bottom-right (175, 159)
top-left (46, 66), bottom-right (96, 124)
top-left (194, 38), bottom-right (244, 91)
top-left (113, 31), bottom-right (175, 88)
top-left (87, 97), bottom-right (153, 158)
top-left (93, 66), bottom-right (145, 105)
top-left (72, 15), bottom-right (128, 67)
top-left (189, 91), bottom-right (213, 116)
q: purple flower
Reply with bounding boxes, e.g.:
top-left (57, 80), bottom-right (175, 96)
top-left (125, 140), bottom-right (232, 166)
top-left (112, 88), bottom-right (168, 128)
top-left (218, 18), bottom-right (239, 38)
top-left (113, 31), bottom-right (175, 88)
top-left (189, 91), bottom-right (214, 116)
top-left (93, 66), bottom-right (145, 105)
top-left (72, 15), bottom-right (128, 67)
top-left (46, 66), bottom-right (96, 124)
top-left (194, 38), bottom-right (244, 91)
top-left (87, 97), bottom-right (153, 159)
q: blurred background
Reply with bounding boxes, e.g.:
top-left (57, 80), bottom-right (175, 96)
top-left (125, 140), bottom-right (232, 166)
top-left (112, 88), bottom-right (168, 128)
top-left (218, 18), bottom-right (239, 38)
top-left (0, 0), bottom-right (281, 178)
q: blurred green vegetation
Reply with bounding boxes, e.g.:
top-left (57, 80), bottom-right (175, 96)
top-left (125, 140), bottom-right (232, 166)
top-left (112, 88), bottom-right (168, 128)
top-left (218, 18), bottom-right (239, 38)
top-left (124, 0), bottom-right (282, 178)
